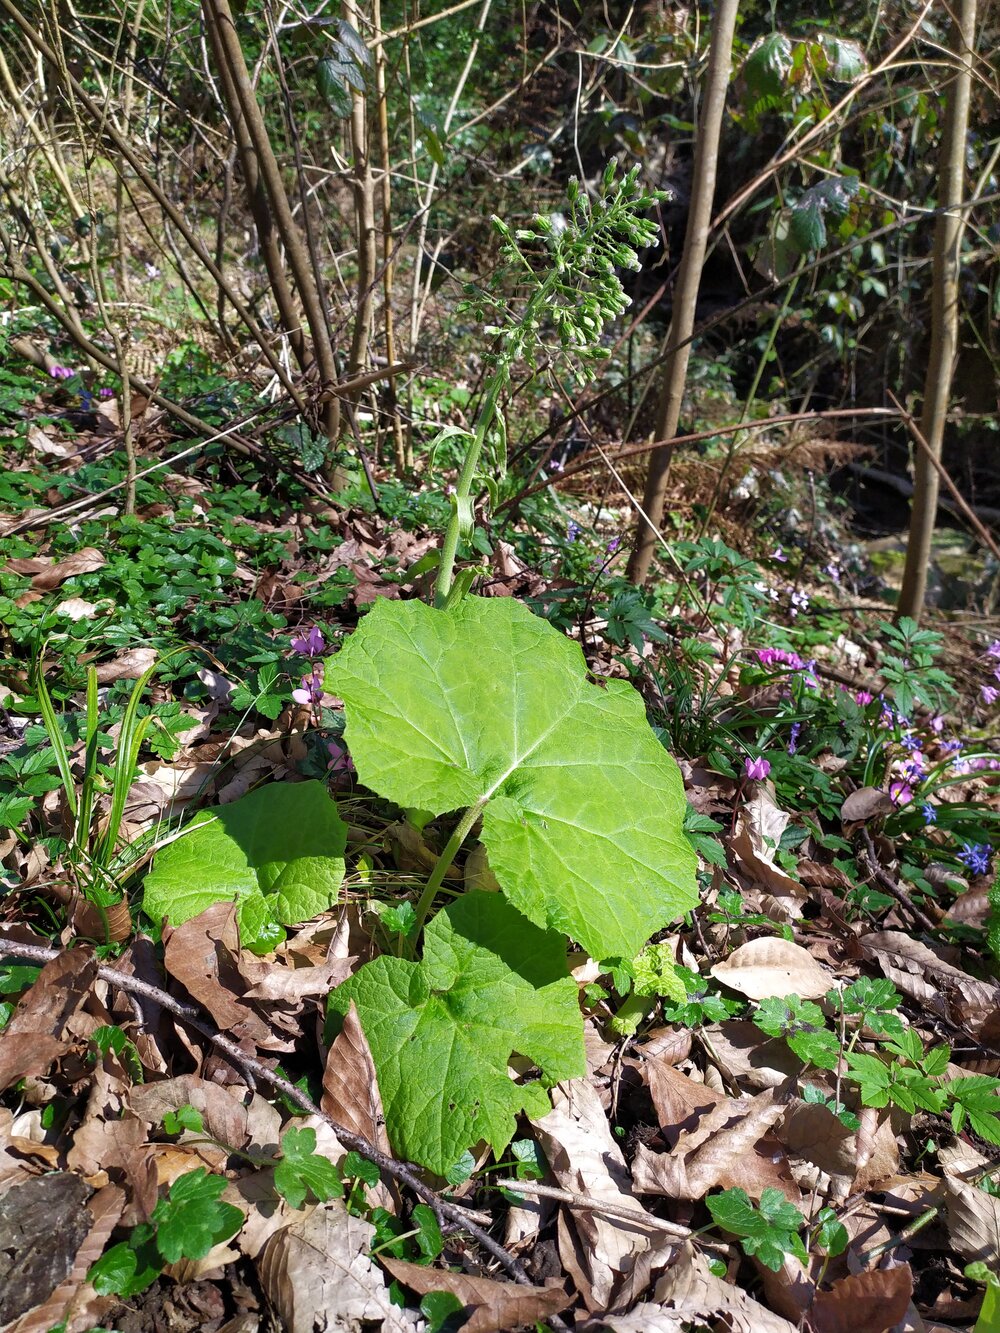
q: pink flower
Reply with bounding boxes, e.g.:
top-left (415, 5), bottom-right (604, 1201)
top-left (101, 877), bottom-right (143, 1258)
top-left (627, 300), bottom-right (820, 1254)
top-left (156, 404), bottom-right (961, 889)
top-left (48, 364), bottom-right (73, 380)
top-left (292, 670), bottom-right (323, 707)
top-left (772, 547), bottom-right (788, 562)
top-left (928, 714), bottom-right (945, 735)
top-left (987, 641), bottom-right (1000, 659)
top-left (744, 756), bottom-right (771, 781)
top-left (981, 684), bottom-right (999, 706)
top-left (291, 626), bottom-right (326, 657)
top-left (855, 690), bottom-right (874, 706)
top-left (889, 780), bottom-right (913, 806)
top-left (326, 741), bottom-right (354, 776)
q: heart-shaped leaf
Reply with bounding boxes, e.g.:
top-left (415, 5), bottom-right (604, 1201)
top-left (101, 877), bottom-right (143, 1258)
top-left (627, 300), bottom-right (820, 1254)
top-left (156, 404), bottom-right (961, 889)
top-left (324, 596), bottom-right (697, 960)
top-left (328, 891), bottom-right (584, 1173)
top-left (142, 781), bottom-right (346, 951)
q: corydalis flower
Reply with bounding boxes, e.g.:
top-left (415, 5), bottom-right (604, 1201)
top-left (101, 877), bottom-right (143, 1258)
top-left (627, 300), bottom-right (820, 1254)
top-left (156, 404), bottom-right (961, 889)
top-left (291, 626), bottom-right (326, 658)
top-left (788, 722), bottom-right (801, 755)
top-left (744, 755), bottom-right (771, 781)
top-left (856, 690), bottom-right (874, 706)
top-left (981, 684), bottom-right (999, 706)
top-left (958, 842), bottom-right (991, 876)
top-left (48, 364), bottom-right (73, 380)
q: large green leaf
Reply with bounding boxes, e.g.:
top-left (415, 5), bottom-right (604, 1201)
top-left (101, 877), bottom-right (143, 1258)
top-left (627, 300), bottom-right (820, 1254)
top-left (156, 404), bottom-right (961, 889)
top-left (329, 891), bottom-right (583, 1173)
top-left (142, 781), bottom-right (346, 951)
top-left (324, 596), bottom-right (697, 960)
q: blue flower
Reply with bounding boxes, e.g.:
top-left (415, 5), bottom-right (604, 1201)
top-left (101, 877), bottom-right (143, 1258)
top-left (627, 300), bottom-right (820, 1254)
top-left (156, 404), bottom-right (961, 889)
top-left (567, 521), bottom-right (582, 542)
top-left (788, 722), bottom-right (801, 755)
top-left (921, 803), bottom-right (937, 824)
top-left (958, 842), bottom-right (991, 876)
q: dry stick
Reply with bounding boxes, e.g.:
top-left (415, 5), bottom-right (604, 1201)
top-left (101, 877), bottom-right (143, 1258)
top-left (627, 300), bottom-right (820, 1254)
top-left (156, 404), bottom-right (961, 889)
top-left (201, 0), bottom-right (309, 373)
top-left (888, 393), bottom-right (1000, 564)
top-left (899, 0), bottom-right (978, 619)
top-left (0, 0), bottom-right (304, 408)
top-left (0, 937), bottom-right (532, 1286)
top-left (203, 0), bottom-right (341, 452)
top-left (859, 827), bottom-right (938, 935)
top-left (344, 0), bottom-right (377, 381)
top-left (372, 0), bottom-right (407, 476)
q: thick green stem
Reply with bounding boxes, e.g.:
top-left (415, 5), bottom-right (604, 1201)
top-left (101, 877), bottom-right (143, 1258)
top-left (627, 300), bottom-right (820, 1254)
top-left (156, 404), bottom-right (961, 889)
top-left (410, 797), bottom-right (489, 947)
top-left (433, 374), bottom-right (506, 608)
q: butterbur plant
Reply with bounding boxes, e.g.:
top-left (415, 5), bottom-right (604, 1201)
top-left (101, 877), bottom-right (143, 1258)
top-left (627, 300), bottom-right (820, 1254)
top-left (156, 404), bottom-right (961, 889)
top-left (143, 169), bottom-right (697, 1176)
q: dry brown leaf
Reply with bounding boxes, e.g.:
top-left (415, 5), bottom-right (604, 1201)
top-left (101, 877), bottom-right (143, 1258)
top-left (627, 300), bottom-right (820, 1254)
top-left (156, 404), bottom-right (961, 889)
top-left (644, 1060), bottom-right (725, 1140)
top-left (162, 902), bottom-right (273, 1045)
top-left (322, 1003), bottom-right (395, 1210)
top-left (650, 1239), bottom-right (797, 1332)
top-left (257, 1199), bottom-right (417, 1332)
top-left (711, 937), bottom-right (832, 1000)
top-left (704, 1020), bottom-right (803, 1089)
top-left (532, 1079), bottom-right (654, 1310)
top-left (129, 1074), bottom-right (283, 1156)
top-left (94, 646), bottom-right (158, 683)
top-left (5, 547), bottom-right (106, 590)
top-left (632, 1087), bottom-right (794, 1201)
top-left (809, 1264), bottom-right (914, 1333)
top-left (938, 1142), bottom-right (1000, 1265)
top-left (841, 787), bottom-right (896, 822)
top-left (597, 1307), bottom-right (688, 1332)
top-left (381, 1256), bottom-right (572, 1332)
top-left (52, 597), bottom-right (98, 621)
top-left (730, 787), bottom-right (808, 910)
top-left (0, 949), bottom-right (97, 1092)
top-left (860, 930), bottom-right (1000, 1032)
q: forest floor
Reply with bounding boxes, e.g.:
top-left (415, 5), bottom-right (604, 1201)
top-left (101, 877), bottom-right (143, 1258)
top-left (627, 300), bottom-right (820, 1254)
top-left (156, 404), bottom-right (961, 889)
top-left (0, 346), bottom-right (999, 1333)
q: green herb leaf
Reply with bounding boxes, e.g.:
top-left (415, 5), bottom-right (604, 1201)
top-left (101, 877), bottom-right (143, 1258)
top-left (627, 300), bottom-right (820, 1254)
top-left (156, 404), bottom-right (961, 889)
top-left (274, 1126), bottom-right (345, 1209)
top-left (152, 1169), bottom-right (244, 1263)
top-left (707, 1186), bottom-right (806, 1272)
top-left (329, 891), bottom-right (584, 1173)
top-left (324, 597), bottom-right (697, 960)
top-left (142, 781), bottom-right (346, 951)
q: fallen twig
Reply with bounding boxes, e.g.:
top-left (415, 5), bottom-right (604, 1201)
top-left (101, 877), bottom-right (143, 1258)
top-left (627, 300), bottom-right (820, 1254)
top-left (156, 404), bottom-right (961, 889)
top-left (0, 936), bottom-right (531, 1286)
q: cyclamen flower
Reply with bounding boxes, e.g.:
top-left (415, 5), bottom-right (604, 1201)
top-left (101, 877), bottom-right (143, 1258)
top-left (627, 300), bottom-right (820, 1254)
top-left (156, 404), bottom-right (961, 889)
top-left (958, 842), bottom-right (991, 876)
top-left (744, 755), bottom-right (771, 781)
top-left (928, 714), bottom-right (946, 735)
top-left (772, 547), bottom-right (788, 562)
top-left (292, 670), bottom-right (323, 707)
top-left (326, 740), bottom-right (354, 777)
top-left (291, 626), bottom-right (326, 658)
top-left (855, 690), bottom-right (874, 706)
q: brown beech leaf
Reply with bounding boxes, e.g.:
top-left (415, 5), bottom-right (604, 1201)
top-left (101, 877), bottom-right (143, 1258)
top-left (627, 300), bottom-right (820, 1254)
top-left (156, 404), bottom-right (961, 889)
top-left (938, 1143), bottom-right (1000, 1265)
top-left (94, 646), bottom-right (158, 683)
top-left (382, 1257), bottom-right (571, 1333)
top-left (644, 1060), bottom-right (725, 1141)
top-left (322, 1003), bottom-right (395, 1209)
top-left (841, 786), bottom-right (895, 823)
top-left (633, 1086), bottom-right (794, 1202)
top-left (809, 1264), bottom-right (913, 1333)
top-left (648, 1239), bottom-right (797, 1333)
top-left (5, 546), bottom-right (106, 590)
top-left (0, 949), bottom-right (97, 1092)
top-left (861, 930), bottom-right (1000, 1032)
top-left (730, 787), bottom-right (808, 910)
top-left (532, 1080), bottom-right (655, 1311)
top-left (162, 902), bottom-right (272, 1044)
top-left (257, 1199), bottom-right (417, 1333)
top-left (711, 937), bottom-right (832, 1000)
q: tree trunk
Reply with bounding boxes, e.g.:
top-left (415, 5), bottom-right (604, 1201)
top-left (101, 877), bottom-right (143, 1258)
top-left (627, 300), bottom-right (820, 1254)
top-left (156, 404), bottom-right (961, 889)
top-left (898, 0), bottom-right (977, 620)
top-left (626, 0), bottom-right (739, 586)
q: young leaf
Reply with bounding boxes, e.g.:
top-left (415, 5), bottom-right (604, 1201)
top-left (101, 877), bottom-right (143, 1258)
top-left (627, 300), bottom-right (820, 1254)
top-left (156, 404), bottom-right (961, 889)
top-left (163, 1104), bottom-right (204, 1136)
top-left (274, 1126), bottom-right (344, 1209)
top-left (948, 1076), bottom-right (1000, 1145)
top-left (152, 1169), bottom-right (244, 1263)
top-left (707, 1186), bottom-right (807, 1271)
top-left (142, 780), bottom-right (347, 951)
top-left (324, 597), bottom-right (697, 960)
top-left (328, 891), bottom-right (584, 1173)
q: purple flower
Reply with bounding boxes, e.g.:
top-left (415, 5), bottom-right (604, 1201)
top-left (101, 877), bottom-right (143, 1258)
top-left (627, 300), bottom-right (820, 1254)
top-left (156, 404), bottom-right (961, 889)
top-left (824, 562), bottom-right (841, 583)
top-left (567, 521), bottom-right (581, 542)
top-left (921, 803), bottom-right (937, 824)
top-left (788, 722), bottom-right (801, 756)
top-left (889, 780), bottom-right (913, 806)
top-left (941, 738), bottom-right (963, 754)
top-left (981, 684), bottom-right (999, 706)
top-left (48, 364), bottom-right (73, 380)
top-left (291, 626), bottom-right (326, 658)
top-left (292, 670), bottom-right (323, 707)
top-left (606, 537), bottom-right (621, 555)
top-left (958, 842), bottom-right (991, 876)
top-left (900, 734), bottom-right (922, 752)
top-left (98, 386), bottom-right (114, 400)
top-left (772, 547), bottom-right (788, 562)
top-left (744, 755), bottom-right (771, 781)
top-left (987, 641), bottom-right (1000, 659)
top-left (755, 647), bottom-right (806, 672)
top-left (928, 714), bottom-right (945, 735)
top-left (326, 740), bottom-right (354, 776)
top-left (855, 690), bottom-right (874, 706)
